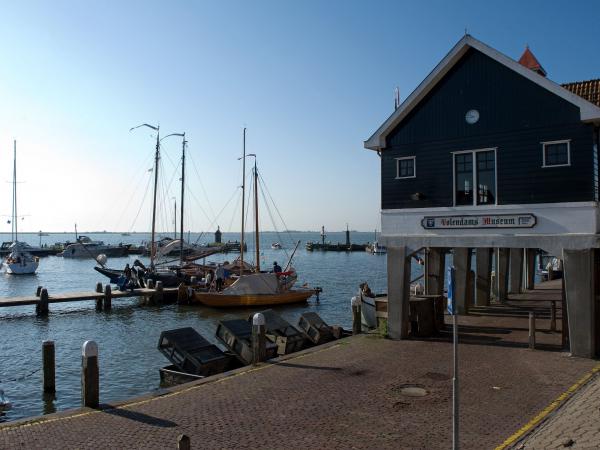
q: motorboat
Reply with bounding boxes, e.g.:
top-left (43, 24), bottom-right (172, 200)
top-left (366, 241), bottom-right (387, 254)
top-left (61, 236), bottom-right (128, 258)
top-left (271, 242), bottom-right (282, 249)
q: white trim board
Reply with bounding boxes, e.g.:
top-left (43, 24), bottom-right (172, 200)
top-left (364, 35), bottom-right (600, 151)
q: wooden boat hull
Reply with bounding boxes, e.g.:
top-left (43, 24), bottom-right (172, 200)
top-left (192, 289), bottom-right (314, 307)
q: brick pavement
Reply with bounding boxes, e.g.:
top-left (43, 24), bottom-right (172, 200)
top-left (510, 370), bottom-right (600, 449)
top-left (0, 310), bottom-right (597, 450)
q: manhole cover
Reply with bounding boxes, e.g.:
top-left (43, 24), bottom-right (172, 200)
top-left (396, 384), bottom-right (429, 397)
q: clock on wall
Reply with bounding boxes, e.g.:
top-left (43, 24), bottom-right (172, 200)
top-left (465, 109), bottom-right (480, 124)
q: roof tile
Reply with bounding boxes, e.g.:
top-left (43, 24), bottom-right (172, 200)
top-left (562, 79), bottom-right (600, 107)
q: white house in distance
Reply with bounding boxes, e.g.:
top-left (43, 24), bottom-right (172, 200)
top-left (364, 34), bottom-right (600, 358)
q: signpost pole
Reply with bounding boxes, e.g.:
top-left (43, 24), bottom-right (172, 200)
top-left (448, 266), bottom-right (459, 450)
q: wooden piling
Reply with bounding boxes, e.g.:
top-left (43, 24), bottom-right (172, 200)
top-left (155, 281), bottom-right (164, 305)
top-left (351, 296), bottom-right (362, 335)
top-left (529, 312), bottom-right (536, 349)
top-left (177, 434), bottom-right (191, 450)
top-left (251, 313), bottom-right (266, 364)
top-left (42, 340), bottom-right (56, 393)
top-left (103, 285), bottom-right (112, 310)
top-left (177, 282), bottom-right (188, 305)
top-left (95, 283), bottom-right (103, 311)
top-left (81, 341), bottom-right (99, 408)
top-left (36, 286), bottom-right (43, 297)
top-left (37, 288), bottom-right (49, 316)
top-left (147, 279), bottom-right (155, 289)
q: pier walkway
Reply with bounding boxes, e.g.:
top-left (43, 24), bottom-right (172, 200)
top-left (0, 281), bottom-right (597, 449)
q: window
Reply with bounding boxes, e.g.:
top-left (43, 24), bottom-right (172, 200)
top-left (395, 156), bottom-right (416, 179)
top-left (453, 149), bottom-right (496, 206)
top-left (542, 140), bottom-right (570, 167)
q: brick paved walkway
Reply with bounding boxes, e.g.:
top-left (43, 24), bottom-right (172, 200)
top-left (510, 371), bottom-right (600, 449)
top-left (0, 314), bottom-right (596, 450)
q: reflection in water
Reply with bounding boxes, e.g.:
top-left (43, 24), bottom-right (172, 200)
top-left (42, 392), bottom-right (56, 415)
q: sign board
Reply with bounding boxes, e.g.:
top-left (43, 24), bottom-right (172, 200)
top-left (447, 266), bottom-right (456, 315)
top-left (422, 213), bottom-right (536, 229)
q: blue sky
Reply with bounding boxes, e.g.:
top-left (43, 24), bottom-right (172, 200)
top-left (0, 0), bottom-right (599, 233)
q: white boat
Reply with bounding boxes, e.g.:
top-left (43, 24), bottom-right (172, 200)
top-left (366, 241), bottom-right (387, 254)
top-left (271, 242), bottom-right (282, 249)
top-left (4, 141), bottom-right (39, 275)
top-left (61, 236), bottom-right (127, 258)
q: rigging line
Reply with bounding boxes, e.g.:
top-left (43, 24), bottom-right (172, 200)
top-left (258, 171), bottom-right (294, 242)
top-left (184, 181), bottom-right (213, 225)
top-left (258, 180), bottom-right (291, 260)
top-left (245, 172), bottom-right (255, 265)
top-left (193, 186), bottom-right (241, 245)
top-left (187, 151), bottom-right (216, 219)
top-left (226, 187), bottom-right (242, 236)
top-left (113, 154), bottom-right (155, 231)
top-left (128, 171), bottom-right (154, 231)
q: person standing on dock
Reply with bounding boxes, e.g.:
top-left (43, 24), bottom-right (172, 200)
top-left (215, 264), bottom-right (225, 292)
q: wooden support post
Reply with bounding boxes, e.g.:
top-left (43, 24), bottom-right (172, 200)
top-left (154, 281), bottom-right (164, 305)
top-left (103, 284), bottom-right (112, 310)
top-left (425, 248), bottom-right (445, 296)
top-left (36, 286), bottom-right (43, 297)
top-left (177, 282), bottom-right (188, 305)
top-left (453, 248), bottom-right (471, 314)
top-left (42, 340), bottom-right (56, 393)
top-left (251, 313), bottom-right (266, 364)
top-left (529, 312), bottom-right (536, 349)
top-left (95, 282), bottom-right (103, 311)
top-left (550, 301), bottom-right (557, 332)
top-left (509, 248), bottom-right (524, 294)
top-left (81, 341), bottom-right (99, 408)
top-left (177, 435), bottom-right (191, 450)
top-left (497, 248), bottom-right (509, 303)
top-left (387, 246), bottom-right (411, 339)
top-left (351, 295), bottom-right (362, 335)
top-left (475, 248), bottom-right (493, 306)
top-left (525, 248), bottom-right (536, 290)
top-left (36, 288), bottom-right (49, 316)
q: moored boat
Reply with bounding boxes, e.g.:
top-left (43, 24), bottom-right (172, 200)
top-left (61, 236), bottom-right (128, 258)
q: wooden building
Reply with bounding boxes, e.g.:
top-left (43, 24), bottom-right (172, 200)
top-left (364, 35), bottom-right (600, 358)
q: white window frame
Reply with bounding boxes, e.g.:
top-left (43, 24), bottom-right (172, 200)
top-left (452, 148), bottom-right (498, 207)
top-left (395, 156), bottom-right (416, 179)
top-left (542, 139), bottom-right (571, 168)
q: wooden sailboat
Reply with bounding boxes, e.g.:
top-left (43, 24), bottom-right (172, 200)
top-left (192, 129), bottom-right (314, 307)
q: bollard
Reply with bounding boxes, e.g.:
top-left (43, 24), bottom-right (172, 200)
top-left (42, 340), bottom-right (56, 393)
top-left (529, 312), bottom-right (536, 349)
top-left (81, 340), bottom-right (99, 408)
top-left (177, 434), bottom-right (191, 450)
top-left (37, 288), bottom-right (49, 316)
top-left (147, 278), bottom-right (155, 289)
top-left (154, 280), bottom-right (164, 305)
top-left (251, 313), bottom-right (266, 364)
top-left (36, 286), bottom-right (43, 297)
top-left (550, 301), bottom-right (557, 332)
top-left (351, 296), bottom-right (361, 335)
top-left (95, 282), bottom-right (103, 311)
top-left (103, 284), bottom-right (112, 310)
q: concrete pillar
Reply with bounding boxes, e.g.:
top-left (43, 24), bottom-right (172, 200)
top-left (497, 248), bottom-right (509, 302)
top-left (563, 249), bottom-right (596, 358)
top-left (524, 248), bottom-right (536, 290)
top-left (509, 248), bottom-right (524, 294)
top-left (475, 248), bottom-right (493, 306)
top-left (425, 248), bottom-right (445, 296)
top-left (386, 246), bottom-right (411, 339)
top-left (453, 248), bottom-right (472, 314)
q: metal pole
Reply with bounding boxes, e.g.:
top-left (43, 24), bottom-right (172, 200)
top-left (240, 128), bottom-right (246, 276)
top-left (453, 313), bottom-right (459, 450)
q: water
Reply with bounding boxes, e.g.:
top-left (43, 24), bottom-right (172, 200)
top-left (0, 231), bottom-right (405, 422)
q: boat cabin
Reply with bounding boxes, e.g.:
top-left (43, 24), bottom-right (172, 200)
top-left (365, 35), bottom-right (600, 358)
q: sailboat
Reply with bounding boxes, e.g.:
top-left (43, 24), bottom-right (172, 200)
top-left (191, 129), bottom-right (314, 307)
top-left (4, 140), bottom-right (39, 275)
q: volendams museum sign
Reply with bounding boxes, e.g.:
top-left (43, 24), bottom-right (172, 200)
top-left (421, 214), bottom-right (536, 229)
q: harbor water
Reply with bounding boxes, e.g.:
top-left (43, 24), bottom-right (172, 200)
top-left (0, 231), bottom-right (406, 422)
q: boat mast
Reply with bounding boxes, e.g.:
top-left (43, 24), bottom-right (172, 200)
top-left (150, 128), bottom-right (160, 271)
top-left (253, 158), bottom-right (260, 272)
top-left (240, 128), bottom-right (246, 277)
top-left (12, 140), bottom-right (17, 242)
top-left (179, 134), bottom-right (186, 266)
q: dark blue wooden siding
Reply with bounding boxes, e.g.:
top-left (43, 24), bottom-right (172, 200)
top-left (381, 48), bottom-right (595, 210)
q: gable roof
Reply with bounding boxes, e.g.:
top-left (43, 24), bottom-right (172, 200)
top-left (364, 35), bottom-right (600, 151)
top-left (518, 46), bottom-right (547, 77)
top-left (562, 79), bottom-right (600, 107)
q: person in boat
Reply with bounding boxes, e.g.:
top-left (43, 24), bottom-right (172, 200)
top-left (273, 261), bottom-right (282, 274)
top-left (124, 264), bottom-right (132, 279)
top-left (360, 282), bottom-right (375, 298)
top-left (205, 270), bottom-right (214, 291)
top-left (215, 264), bottom-right (225, 292)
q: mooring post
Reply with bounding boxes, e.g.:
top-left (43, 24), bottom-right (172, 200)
top-left (351, 295), bottom-right (361, 335)
top-left (95, 282), bottom-right (103, 311)
top-left (550, 301), bottom-right (557, 332)
top-left (177, 434), bottom-right (191, 450)
top-left (103, 284), bottom-right (112, 310)
top-left (251, 313), bottom-right (266, 364)
top-left (529, 312), bottom-right (536, 349)
top-left (177, 282), bottom-right (188, 305)
top-left (190, 276), bottom-right (197, 286)
top-left (37, 288), bottom-right (49, 316)
top-left (36, 286), bottom-right (43, 297)
top-left (42, 340), bottom-right (56, 393)
top-left (81, 340), bottom-right (99, 408)
top-left (155, 281), bottom-right (164, 305)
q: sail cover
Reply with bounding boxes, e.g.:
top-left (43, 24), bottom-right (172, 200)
top-left (223, 273), bottom-right (279, 295)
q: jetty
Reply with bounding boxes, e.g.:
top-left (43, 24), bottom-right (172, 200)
top-left (305, 225), bottom-right (367, 252)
